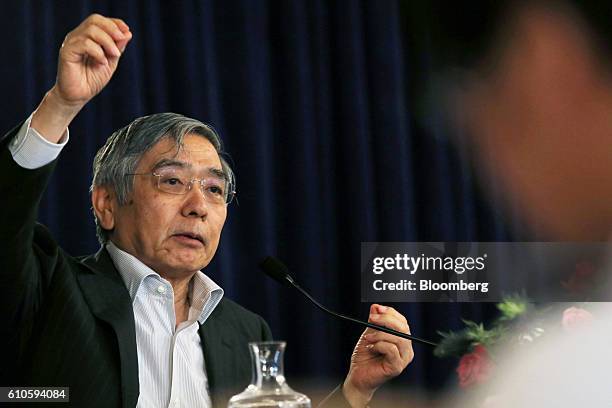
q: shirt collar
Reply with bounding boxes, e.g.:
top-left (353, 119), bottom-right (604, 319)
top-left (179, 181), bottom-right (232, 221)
top-left (105, 241), bottom-right (224, 324)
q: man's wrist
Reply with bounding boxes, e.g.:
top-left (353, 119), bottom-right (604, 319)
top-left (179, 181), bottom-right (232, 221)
top-left (31, 87), bottom-right (83, 143)
top-left (342, 378), bottom-right (374, 408)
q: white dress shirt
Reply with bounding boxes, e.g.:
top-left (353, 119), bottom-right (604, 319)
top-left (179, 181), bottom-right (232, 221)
top-left (107, 242), bottom-right (223, 408)
top-left (8, 115), bottom-right (69, 168)
top-left (9, 116), bottom-right (225, 408)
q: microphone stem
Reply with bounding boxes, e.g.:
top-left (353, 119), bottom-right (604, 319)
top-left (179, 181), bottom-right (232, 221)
top-left (292, 283), bottom-right (438, 347)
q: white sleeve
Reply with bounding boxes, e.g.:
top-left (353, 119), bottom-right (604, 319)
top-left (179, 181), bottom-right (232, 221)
top-left (8, 114), bottom-right (70, 169)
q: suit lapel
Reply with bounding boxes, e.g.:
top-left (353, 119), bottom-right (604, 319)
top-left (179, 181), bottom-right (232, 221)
top-left (77, 248), bottom-right (139, 408)
top-left (199, 300), bottom-right (241, 406)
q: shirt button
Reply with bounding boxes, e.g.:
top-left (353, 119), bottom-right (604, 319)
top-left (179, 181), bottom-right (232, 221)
top-left (156, 285), bottom-right (167, 294)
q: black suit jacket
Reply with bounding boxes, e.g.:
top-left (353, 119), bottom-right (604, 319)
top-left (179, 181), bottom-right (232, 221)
top-left (0, 124), bottom-right (272, 407)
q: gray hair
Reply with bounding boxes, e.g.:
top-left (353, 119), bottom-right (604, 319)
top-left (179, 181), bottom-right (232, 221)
top-left (91, 112), bottom-right (234, 245)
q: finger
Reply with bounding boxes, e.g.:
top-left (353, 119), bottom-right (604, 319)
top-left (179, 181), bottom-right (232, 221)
top-left (368, 340), bottom-right (404, 375)
top-left (86, 25), bottom-right (122, 58)
top-left (71, 38), bottom-right (108, 65)
top-left (364, 330), bottom-right (411, 346)
top-left (83, 13), bottom-right (128, 42)
top-left (369, 340), bottom-right (401, 360)
top-left (369, 303), bottom-right (381, 315)
top-left (370, 304), bottom-right (409, 327)
top-left (369, 312), bottom-right (409, 334)
top-left (60, 35), bottom-right (107, 65)
top-left (372, 304), bottom-right (409, 326)
top-left (107, 18), bottom-right (133, 53)
top-left (367, 313), bottom-right (411, 360)
top-left (363, 331), bottom-right (413, 361)
top-left (115, 31), bottom-right (132, 53)
top-left (369, 304), bottom-right (407, 328)
top-left (111, 18), bottom-right (130, 33)
top-left (368, 306), bottom-right (413, 362)
top-left (355, 327), bottom-right (376, 348)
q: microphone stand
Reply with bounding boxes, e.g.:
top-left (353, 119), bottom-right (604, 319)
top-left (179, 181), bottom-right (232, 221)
top-left (260, 256), bottom-right (438, 348)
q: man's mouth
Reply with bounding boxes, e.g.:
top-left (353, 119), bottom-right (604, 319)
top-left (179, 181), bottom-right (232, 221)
top-left (172, 232), bottom-right (205, 246)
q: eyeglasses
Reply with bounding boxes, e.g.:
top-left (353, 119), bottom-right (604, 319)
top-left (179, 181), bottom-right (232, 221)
top-left (126, 169), bottom-right (236, 205)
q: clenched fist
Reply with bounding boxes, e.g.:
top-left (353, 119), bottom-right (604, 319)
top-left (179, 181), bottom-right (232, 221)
top-left (32, 14), bottom-right (132, 142)
top-left (342, 304), bottom-right (414, 407)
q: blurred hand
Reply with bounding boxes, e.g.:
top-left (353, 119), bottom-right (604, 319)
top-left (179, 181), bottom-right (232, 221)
top-left (32, 14), bottom-right (132, 141)
top-left (342, 304), bottom-right (414, 407)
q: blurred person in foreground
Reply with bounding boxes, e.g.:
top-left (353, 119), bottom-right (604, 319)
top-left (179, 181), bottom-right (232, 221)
top-left (427, 1), bottom-right (612, 406)
top-left (0, 14), bottom-right (413, 408)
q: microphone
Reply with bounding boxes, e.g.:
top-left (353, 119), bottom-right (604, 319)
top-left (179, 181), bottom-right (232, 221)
top-left (260, 256), bottom-right (438, 347)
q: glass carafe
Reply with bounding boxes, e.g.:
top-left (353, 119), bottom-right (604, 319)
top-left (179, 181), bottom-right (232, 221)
top-left (227, 341), bottom-right (311, 408)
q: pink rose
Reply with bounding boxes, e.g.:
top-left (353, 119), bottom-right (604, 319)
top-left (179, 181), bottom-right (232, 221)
top-left (562, 307), bottom-right (593, 332)
top-left (457, 344), bottom-right (494, 389)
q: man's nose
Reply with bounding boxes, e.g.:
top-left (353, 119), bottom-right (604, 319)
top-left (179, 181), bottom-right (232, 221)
top-left (181, 181), bottom-right (209, 219)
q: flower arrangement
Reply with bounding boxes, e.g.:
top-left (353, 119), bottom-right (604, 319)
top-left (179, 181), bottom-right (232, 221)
top-left (434, 296), bottom-right (593, 389)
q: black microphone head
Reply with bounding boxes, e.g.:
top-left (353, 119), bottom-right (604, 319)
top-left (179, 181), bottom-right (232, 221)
top-left (259, 256), bottom-right (295, 286)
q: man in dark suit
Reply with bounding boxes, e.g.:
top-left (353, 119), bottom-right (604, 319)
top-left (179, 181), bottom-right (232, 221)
top-left (1, 14), bottom-right (413, 407)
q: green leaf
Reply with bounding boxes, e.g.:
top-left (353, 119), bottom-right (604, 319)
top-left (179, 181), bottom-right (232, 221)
top-left (462, 319), bottom-right (503, 347)
top-left (497, 294), bottom-right (530, 321)
top-left (434, 329), bottom-right (472, 358)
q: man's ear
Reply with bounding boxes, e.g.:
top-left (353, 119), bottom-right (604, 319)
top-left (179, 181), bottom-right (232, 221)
top-left (92, 185), bottom-right (116, 231)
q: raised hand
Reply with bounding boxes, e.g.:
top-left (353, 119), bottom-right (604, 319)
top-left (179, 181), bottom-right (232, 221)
top-left (54, 14), bottom-right (131, 106)
top-left (32, 14), bottom-right (132, 142)
top-left (342, 304), bottom-right (414, 407)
